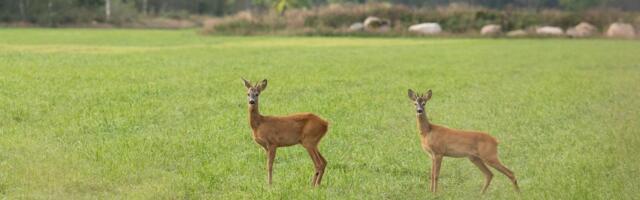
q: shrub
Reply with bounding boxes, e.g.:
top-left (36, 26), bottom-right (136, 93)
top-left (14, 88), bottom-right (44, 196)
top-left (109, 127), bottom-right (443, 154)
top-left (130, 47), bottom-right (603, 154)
top-left (202, 3), bottom-right (640, 36)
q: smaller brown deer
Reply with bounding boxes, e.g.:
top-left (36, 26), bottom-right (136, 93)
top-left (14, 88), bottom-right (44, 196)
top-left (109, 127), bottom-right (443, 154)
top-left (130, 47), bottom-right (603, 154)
top-left (408, 89), bottom-right (519, 193)
top-left (243, 78), bottom-right (329, 187)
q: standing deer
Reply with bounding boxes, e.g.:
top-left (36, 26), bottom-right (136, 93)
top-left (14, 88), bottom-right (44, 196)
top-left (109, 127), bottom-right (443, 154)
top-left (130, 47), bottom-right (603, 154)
top-left (243, 78), bottom-right (329, 187)
top-left (407, 89), bottom-right (519, 193)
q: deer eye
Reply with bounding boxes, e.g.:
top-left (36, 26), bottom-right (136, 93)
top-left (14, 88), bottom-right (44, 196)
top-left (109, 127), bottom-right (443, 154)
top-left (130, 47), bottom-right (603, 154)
top-left (255, 94), bottom-right (259, 96)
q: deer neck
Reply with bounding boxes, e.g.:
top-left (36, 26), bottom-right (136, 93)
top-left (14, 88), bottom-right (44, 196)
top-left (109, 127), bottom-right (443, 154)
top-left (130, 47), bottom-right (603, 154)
top-left (248, 104), bottom-right (263, 130)
top-left (417, 112), bottom-right (431, 135)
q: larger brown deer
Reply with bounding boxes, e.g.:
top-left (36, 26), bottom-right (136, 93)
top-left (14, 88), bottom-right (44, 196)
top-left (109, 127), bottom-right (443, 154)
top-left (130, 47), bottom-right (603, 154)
top-left (407, 89), bottom-right (519, 193)
top-left (243, 78), bottom-right (329, 187)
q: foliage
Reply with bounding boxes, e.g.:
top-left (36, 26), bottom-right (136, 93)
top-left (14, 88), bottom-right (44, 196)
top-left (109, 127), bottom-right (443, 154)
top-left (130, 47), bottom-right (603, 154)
top-left (1, 0), bottom-right (640, 26)
top-left (204, 3), bottom-right (640, 35)
top-left (559, 0), bottom-right (602, 10)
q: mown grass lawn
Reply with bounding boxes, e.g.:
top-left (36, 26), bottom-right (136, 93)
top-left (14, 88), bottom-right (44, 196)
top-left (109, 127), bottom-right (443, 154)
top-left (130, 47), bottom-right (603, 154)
top-left (0, 29), bottom-right (638, 199)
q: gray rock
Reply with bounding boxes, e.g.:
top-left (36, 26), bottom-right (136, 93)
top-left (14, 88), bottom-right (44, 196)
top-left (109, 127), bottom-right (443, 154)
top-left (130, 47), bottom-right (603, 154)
top-left (349, 22), bottom-right (364, 31)
top-left (506, 30), bottom-right (527, 37)
top-left (567, 22), bottom-right (597, 37)
top-left (363, 16), bottom-right (390, 32)
top-left (536, 26), bottom-right (564, 36)
top-left (481, 24), bottom-right (502, 36)
top-left (606, 23), bottom-right (636, 38)
top-left (408, 23), bottom-right (442, 35)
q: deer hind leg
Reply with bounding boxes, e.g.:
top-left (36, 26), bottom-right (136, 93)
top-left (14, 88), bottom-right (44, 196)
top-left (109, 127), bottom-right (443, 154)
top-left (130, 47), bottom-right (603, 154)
top-left (302, 122), bottom-right (328, 187)
top-left (485, 157), bottom-right (519, 192)
top-left (313, 149), bottom-right (327, 186)
top-left (304, 146), bottom-right (322, 186)
top-left (267, 145), bottom-right (277, 185)
top-left (469, 156), bottom-right (493, 194)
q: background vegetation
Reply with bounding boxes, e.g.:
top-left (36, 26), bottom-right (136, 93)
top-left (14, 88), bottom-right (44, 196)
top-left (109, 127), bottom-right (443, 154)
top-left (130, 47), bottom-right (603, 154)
top-left (1, 0), bottom-right (639, 27)
top-left (0, 29), bottom-right (638, 199)
top-left (203, 3), bottom-right (640, 35)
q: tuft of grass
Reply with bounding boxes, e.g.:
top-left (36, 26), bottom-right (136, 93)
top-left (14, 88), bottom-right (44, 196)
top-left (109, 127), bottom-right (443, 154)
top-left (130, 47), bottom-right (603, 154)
top-left (0, 28), bottom-right (639, 199)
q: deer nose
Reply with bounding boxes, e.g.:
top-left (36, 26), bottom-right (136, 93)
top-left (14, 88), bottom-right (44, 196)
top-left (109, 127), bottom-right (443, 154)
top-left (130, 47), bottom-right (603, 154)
top-left (249, 100), bottom-right (255, 104)
top-left (417, 109), bottom-right (423, 113)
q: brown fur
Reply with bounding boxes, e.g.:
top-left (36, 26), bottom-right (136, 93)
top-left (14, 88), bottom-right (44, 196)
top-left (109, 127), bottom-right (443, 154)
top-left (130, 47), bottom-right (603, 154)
top-left (409, 89), bottom-right (519, 193)
top-left (244, 78), bottom-right (329, 187)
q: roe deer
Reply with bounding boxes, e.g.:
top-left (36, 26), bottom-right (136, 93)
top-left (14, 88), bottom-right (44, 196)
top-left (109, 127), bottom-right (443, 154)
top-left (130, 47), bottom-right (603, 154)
top-left (407, 89), bottom-right (519, 193)
top-left (243, 78), bottom-right (329, 187)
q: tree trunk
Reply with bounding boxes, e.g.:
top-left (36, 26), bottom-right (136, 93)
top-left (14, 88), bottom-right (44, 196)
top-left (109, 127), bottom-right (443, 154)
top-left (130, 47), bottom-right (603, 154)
top-left (105, 0), bottom-right (111, 21)
top-left (47, 0), bottom-right (53, 26)
top-left (19, 0), bottom-right (25, 21)
top-left (142, 0), bottom-right (148, 16)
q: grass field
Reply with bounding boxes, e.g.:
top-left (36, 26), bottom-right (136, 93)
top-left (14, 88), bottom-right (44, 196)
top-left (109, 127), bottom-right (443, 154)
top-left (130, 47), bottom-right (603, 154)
top-left (0, 29), bottom-right (639, 199)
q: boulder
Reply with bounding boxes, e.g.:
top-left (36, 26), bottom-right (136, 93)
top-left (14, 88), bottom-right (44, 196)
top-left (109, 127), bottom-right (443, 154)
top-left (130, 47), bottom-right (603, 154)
top-left (606, 23), bottom-right (636, 38)
top-left (506, 29), bottom-right (527, 37)
top-left (481, 24), bottom-right (502, 36)
top-left (565, 28), bottom-right (579, 37)
top-left (536, 26), bottom-right (564, 36)
top-left (363, 16), bottom-right (390, 32)
top-left (567, 22), bottom-right (597, 37)
top-left (408, 23), bottom-right (442, 35)
top-left (349, 22), bottom-right (364, 31)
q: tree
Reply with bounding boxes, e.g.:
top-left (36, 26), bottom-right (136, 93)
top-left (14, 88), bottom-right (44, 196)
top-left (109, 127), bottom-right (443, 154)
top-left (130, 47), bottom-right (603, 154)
top-left (559, 0), bottom-right (602, 10)
top-left (275, 0), bottom-right (287, 15)
top-left (105, 0), bottom-right (111, 21)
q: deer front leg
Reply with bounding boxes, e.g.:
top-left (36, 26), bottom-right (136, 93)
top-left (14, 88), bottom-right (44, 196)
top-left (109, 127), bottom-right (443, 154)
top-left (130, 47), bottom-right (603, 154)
top-left (433, 154), bottom-right (443, 193)
top-left (267, 145), bottom-right (277, 185)
top-left (430, 156), bottom-right (435, 192)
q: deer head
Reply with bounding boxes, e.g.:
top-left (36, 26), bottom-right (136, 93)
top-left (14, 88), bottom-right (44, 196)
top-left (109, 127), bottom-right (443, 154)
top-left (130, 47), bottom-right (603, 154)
top-left (242, 78), bottom-right (268, 105)
top-left (408, 89), bottom-right (432, 114)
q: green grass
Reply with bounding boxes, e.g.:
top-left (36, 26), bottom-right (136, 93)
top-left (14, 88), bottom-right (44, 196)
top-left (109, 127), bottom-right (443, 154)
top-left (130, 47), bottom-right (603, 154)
top-left (0, 28), bottom-right (639, 199)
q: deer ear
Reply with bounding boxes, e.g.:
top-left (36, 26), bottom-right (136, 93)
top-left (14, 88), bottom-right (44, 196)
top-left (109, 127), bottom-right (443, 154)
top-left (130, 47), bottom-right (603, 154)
top-left (242, 78), bottom-right (252, 89)
top-left (258, 79), bottom-right (268, 91)
top-left (408, 89), bottom-right (417, 101)
top-left (425, 89), bottom-right (432, 100)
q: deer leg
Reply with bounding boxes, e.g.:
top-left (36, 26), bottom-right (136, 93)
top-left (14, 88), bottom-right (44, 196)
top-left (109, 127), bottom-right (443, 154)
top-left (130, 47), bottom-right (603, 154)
top-left (430, 157), bottom-right (435, 192)
top-left (469, 156), bottom-right (493, 194)
top-left (433, 154), bottom-right (443, 193)
top-left (305, 146), bottom-right (321, 186)
top-left (485, 158), bottom-right (519, 192)
top-left (267, 145), bottom-right (277, 185)
top-left (313, 149), bottom-right (327, 186)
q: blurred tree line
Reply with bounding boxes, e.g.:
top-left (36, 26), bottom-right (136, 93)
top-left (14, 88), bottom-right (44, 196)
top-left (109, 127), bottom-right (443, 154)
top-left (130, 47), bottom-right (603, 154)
top-left (1, 0), bottom-right (638, 25)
